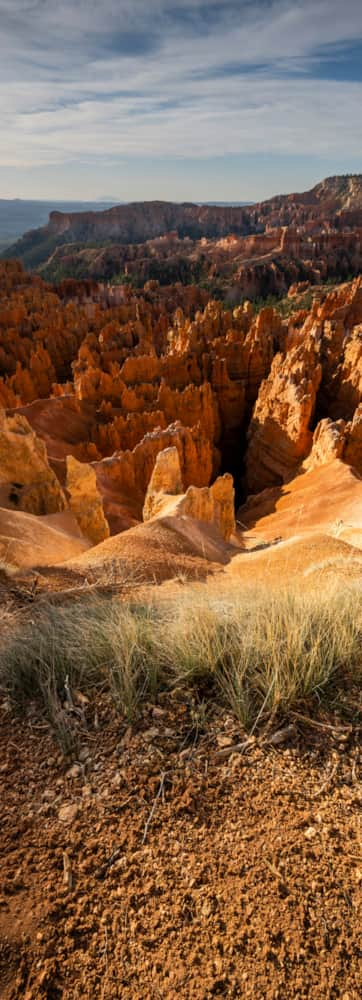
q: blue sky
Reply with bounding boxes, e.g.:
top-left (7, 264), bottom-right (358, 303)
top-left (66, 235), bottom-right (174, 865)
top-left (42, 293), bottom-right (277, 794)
top-left (0, 0), bottom-right (361, 201)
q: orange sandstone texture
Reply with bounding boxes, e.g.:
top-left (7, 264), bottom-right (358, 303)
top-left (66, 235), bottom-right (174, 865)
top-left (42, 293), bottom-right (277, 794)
top-left (0, 261), bottom-right (361, 557)
top-left (245, 277), bottom-right (362, 492)
top-left (344, 404), bottom-right (362, 472)
top-left (245, 334), bottom-right (322, 492)
top-left (0, 407), bottom-right (66, 515)
top-left (66, 455), bottom-right (110, 545)
top-left (142, 446), bottom-right (235, 540)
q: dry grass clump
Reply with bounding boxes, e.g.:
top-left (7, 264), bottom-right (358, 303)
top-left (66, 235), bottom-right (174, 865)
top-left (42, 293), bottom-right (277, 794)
top-left (165, 584), bottom-right (361, 727)
top-left (0, 581), bottom-right (361, 742)
top-left (0, 599), bottom-right (161, 735)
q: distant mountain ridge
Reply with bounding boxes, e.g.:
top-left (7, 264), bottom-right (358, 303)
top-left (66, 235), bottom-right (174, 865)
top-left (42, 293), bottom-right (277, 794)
top-left (0, 199), bottom-right (118, 251)
top-left (3, 174), bottom-right (362, 270)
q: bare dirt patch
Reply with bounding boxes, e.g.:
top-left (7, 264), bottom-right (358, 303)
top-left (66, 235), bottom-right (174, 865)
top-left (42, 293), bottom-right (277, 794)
top-left (0, 692), bottom-right (360, 999)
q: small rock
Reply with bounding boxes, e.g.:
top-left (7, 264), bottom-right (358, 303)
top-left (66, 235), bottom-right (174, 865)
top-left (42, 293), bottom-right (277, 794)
top-left (58, 803), bottom-right (79, 824)
top-left (42, 788), bottom-right (55, 801)
top-left (216, 735), bottom-right (234, 748)
top-left (73, 690), bottom-right (89, 707)
top-left (152, 706), bottom-right (166, 719)
top-left (66, 764), bottom-right (82, 780)
top-left (143, 727), bottom-right (159, 741)
top-left (304, 826), bottom-right (317, 840)
top-left (268, 724), bottom-right (296, 746)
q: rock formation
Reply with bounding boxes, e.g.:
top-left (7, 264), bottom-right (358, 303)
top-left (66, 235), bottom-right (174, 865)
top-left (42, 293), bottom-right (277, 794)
top-left (245, 335), bottom-right (322, 493)
top-left (6, 175), bottom-right (362, 272)
top-left (143, 447), bottom-right (184, 521)
top-left (245, 277), bottom-right (362, 492)
top-left (4, 176), bottom-right (362, 309)
top-left (0, 260), bottom-right (360, 557)
top-left (66, 455), bottom-right (110, 544)
top-left (0, 407), bottom-right (66, 514)
top-left (303, 417), bottom-right (346, 470)
top-left (208, 474), bottom-right (236, 541)
top-left (344, 404), bottom-right (362, 473)
top-left (143, 446), bottom-right (235, 541)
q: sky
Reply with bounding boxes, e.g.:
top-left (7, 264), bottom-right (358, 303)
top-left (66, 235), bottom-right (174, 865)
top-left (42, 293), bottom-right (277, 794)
top-left (0, 0), bottom-right (361, 202)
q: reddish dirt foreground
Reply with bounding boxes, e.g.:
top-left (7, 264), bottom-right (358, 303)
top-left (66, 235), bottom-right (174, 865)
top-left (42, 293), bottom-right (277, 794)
top-left (0, 693), bottom-right (360, 1000)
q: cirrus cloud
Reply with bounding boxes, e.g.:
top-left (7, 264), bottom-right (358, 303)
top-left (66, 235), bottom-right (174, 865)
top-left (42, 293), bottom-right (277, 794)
top-left (0, 1), bottom-right (361, 194)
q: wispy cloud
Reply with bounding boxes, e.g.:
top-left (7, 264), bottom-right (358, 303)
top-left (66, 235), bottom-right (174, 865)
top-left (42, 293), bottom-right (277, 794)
top-left (0, 1), bottom-right (361, 180)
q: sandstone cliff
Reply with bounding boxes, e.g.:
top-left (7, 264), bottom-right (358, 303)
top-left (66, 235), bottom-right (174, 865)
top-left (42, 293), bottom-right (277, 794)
top-left (6, 175), bottom-right (362, 273)
top-left (0, 407), bottom-right (66, 514)
top-left (66, 455), bottom-right (110, 545)
top-left (245, 278), bottom-right (362, 492)
top-left (245, 335), bottom-right (322, 493)
top-left (0, 262), bottom-right (361, 548)
top-left (143, 446), bottom-right (235, 541)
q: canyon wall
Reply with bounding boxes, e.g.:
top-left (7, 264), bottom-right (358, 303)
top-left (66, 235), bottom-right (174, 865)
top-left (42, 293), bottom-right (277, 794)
top-left (5, 174), bottom-right (362, 279)
top-left (0, 261), bottom-right (361, 546)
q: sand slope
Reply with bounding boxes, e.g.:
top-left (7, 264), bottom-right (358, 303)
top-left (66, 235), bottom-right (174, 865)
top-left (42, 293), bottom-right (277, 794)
top-left (238, 460), bottom-right (362, 549)
top-left (66, 515), bottom-right (231, 584)
top-left (64, 459), bottom-right (362, 589)
top-left (0, 508), bottom-right (90, 569)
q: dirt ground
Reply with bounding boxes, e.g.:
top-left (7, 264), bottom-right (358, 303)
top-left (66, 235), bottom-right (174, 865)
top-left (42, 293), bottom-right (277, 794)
top-left (0, 689), bottom-right (360, 1000)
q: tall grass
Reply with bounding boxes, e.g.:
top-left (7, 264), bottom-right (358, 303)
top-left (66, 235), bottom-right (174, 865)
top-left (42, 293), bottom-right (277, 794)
top-left (1, 582), bottom-right (361, 743)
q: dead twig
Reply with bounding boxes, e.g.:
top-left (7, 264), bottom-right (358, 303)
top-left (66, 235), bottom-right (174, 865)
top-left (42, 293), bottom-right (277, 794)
top-left (290, 712), bottom-right (351, 732)
top-left (95, 846), bottom-right (123, 881)
top-left (262, 723), bottom-right (297, 747)
top-left (312, 761), bottom-right (339, 798)
top-left (142, 770), bottom-right (167, 844)
top-left (63, 850), bottom-right (73, 889)
top-left (264, 858), bottom-right (288, 889)
top-left (213, 738), bottom-right (256, 760)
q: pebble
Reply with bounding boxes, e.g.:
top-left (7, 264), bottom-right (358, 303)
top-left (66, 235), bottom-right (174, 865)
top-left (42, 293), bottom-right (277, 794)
top-left (58, 803), bottom-right (79, 824)
top-left (66, 764), bottom-right (82, 780)
top-left (304, 826), bottom-right (317, 840)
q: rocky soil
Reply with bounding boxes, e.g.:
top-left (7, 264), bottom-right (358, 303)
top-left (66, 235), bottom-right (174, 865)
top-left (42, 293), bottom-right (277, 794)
top-left (0, 688), bottom-right (360, 1000)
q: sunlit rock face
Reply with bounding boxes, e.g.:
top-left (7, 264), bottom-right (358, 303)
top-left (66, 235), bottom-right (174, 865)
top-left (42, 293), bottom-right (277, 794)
top-left (66, 455), bottom-right (110, 545)
top-left (303, 418), bottom-right (346, 471)
top-left (0, 407), bottom-right (66, 515)
top-left (0, 259), bottom-right (361, 549)
top-left (245, 277), bottom-right (362, 493)
top-left (142, 447), bottom-right (184, 522)
top-left (143, 446), bottom-right (235, 541)
top-left (245, 335), bottom-right (322, 493)
top-left (344, 405), bottom-right (362, 474)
